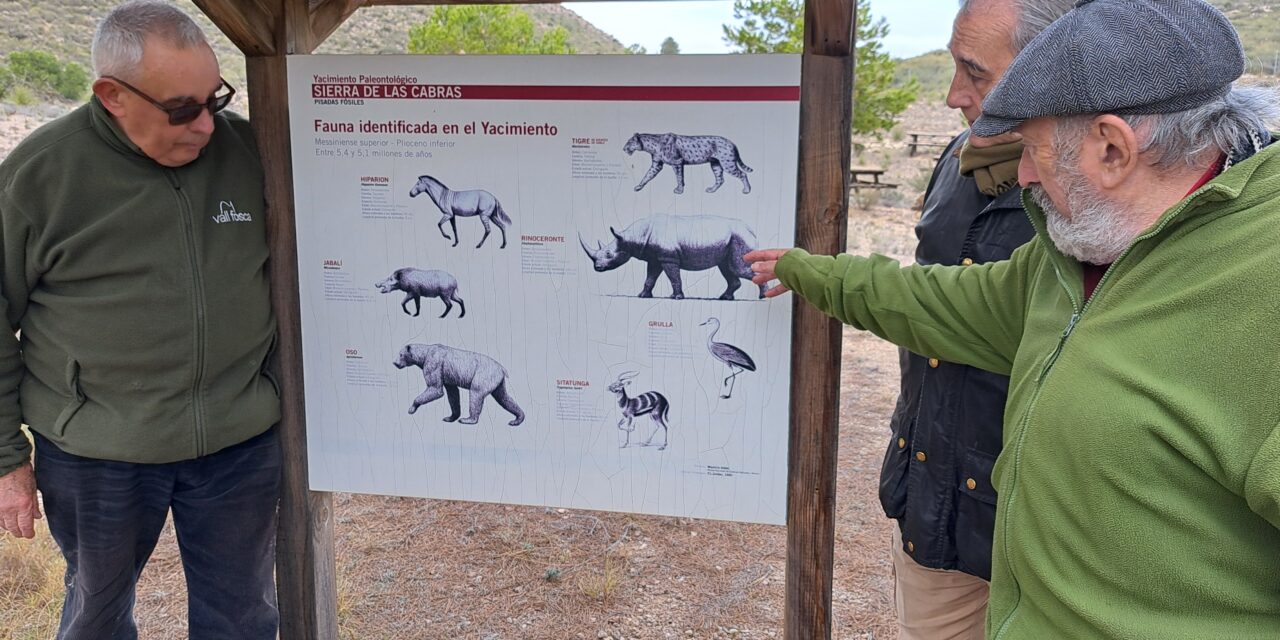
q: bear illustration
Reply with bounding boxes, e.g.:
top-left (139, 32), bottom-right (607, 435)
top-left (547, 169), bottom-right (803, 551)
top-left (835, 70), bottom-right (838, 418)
top-left (393, 343), bottom-right (524, 426)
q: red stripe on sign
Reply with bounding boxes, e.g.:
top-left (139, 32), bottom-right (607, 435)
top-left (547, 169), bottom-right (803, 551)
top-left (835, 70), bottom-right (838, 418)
top-left (310, 83), bottom-right (800, 101)
top-left (461, 85), bottom-right (801, 101)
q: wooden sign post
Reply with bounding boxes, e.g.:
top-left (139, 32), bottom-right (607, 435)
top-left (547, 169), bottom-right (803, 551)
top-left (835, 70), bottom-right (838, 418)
top-left (191, 1), bottom-right (855, 638)
top-left (786, 1), bottom-right (855, 637)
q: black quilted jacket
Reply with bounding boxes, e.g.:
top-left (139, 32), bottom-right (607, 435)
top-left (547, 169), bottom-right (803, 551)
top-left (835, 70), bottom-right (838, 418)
top-left (880, 131), bottom-right (1033, 580)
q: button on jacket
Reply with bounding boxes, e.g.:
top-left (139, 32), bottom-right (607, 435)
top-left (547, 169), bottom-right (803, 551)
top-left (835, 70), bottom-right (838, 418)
top-left (883, 132), bottom-right (1034, 580)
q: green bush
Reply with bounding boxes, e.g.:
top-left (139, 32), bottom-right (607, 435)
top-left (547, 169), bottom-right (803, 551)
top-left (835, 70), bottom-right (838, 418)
top-left (11, 85), bottom-right (35, 106)
top-left (3, 50), bottom-right (91, 102)
top-left (880, 187), bottom-right (907, 208)
top-left (907, 166), bottom-right (934, 193)
top-left (853, 188), bottom-right (882, 209)
top-left (55, 62), bottom-right (88, 100)
top-left (8, 50), bottom-right (61, 90)
top-left (0, 64), bottom-right (14, 100)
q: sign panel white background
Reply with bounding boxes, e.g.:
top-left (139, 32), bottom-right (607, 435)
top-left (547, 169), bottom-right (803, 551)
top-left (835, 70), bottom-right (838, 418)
top-left (288, 55), bottom-right (799, 524)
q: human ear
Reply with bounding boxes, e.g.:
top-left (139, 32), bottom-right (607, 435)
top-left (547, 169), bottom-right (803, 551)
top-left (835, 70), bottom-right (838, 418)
top-left (92, 78), bottom-right (127, 117)
top-left (1083, 114), bottom-right (1140, 190)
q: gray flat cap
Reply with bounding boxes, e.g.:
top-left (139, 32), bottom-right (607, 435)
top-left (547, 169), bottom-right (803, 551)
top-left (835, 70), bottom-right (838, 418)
top-left (971, 0), bottom-right (1245, 137)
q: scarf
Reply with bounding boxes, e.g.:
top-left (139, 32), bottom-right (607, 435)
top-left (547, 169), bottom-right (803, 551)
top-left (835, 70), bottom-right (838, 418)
top-left (958, 138), bottom-right (1024, 196)
top-left (1223, 127), bottom-right (1273, 171)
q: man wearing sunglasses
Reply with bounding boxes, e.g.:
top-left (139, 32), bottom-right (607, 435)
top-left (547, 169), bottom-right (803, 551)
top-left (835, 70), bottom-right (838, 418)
top-left (0, 2), bottom-right (281, 638)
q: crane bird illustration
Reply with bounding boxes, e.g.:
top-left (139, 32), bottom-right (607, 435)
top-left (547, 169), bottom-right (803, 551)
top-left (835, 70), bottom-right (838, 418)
top-left (699, 317), bottom-right (756, 399)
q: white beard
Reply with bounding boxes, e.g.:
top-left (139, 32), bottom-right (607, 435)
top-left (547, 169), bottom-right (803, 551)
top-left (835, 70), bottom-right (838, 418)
top-left (1030, 177), bottom-right (1137, 266)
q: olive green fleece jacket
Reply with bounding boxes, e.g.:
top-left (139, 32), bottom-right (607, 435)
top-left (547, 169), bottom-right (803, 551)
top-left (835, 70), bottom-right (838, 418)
top-left (0, 99), bottom-right (281, 476)
top-left (776, 142), bottom-right (1280, 639)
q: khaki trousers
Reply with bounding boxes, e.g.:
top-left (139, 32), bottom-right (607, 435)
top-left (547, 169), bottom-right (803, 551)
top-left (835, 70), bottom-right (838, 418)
top-left (891, 527), bottom-right (990, 640)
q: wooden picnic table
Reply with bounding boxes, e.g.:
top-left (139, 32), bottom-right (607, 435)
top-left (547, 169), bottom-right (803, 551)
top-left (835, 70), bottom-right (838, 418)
top-left (849, 166), bottom-right (897, 191)
top-left (906, 131), bottom-right (957, 156)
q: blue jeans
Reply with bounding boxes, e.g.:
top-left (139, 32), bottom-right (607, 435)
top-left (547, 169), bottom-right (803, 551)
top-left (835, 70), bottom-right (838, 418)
top-left (33, 427), bottom-right (281, 640)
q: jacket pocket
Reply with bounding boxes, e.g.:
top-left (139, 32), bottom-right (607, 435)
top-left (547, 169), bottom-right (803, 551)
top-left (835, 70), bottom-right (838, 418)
top-left (260, 333), bottom-right (281, 398)
top-left (955, 446), bottom-right (998, 580)
top-left (52, 359), bottom-right (87, 437)
top-left (879, 399), bottom-right (915, 519)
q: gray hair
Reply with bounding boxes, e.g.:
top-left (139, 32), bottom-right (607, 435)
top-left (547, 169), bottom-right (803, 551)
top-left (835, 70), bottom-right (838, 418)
top-left (959, 0), bottom-right (1077, 52)
top-left (1055, 85), bottom-right (1280, 170)
top-left (1124, 86), bottom-right (1280, 169)
top-left (92, 1), bottom-right (208, 79)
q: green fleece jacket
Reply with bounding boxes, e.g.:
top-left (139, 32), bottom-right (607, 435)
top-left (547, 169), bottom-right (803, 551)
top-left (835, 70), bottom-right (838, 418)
top-left (0, 99), bottom-right (280, 476)
top-left (776, 142), bottom-right (1280, 638)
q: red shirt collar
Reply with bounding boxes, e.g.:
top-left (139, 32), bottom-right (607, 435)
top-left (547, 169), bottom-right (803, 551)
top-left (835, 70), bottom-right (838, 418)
top-left (1185, 155), bottom-right (1225, 197)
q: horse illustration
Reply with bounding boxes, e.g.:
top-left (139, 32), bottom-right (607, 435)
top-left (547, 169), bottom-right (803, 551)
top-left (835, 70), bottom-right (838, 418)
top-left (409, 175), bottom-right (513, 249)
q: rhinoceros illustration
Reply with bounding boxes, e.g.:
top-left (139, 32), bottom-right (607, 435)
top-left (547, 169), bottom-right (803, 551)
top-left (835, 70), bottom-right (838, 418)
top-left (579, 215), bottom-right (766, 300)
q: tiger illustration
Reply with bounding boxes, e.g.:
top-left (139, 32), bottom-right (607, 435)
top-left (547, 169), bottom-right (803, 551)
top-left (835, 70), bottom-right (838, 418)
top-left (623, 133), bottom-right (753, 195)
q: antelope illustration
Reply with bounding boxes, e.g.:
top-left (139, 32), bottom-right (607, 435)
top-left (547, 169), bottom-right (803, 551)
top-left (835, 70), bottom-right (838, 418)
top-left (607, 371), bottom-right (672, 450)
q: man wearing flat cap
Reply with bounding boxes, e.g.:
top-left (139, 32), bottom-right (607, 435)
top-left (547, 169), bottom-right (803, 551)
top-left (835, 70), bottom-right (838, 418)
top-left (747, 0), bottom-right (1280, 637)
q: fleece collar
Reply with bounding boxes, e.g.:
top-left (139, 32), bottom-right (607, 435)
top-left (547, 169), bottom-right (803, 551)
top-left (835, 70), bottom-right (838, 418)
top-left (1020, 137), bottom-right (1280, 308)
top-left (88, 96), bottom-right (150, 160)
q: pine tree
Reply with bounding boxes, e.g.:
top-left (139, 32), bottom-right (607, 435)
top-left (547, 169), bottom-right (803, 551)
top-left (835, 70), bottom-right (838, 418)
top-left (408, 6), bottom-right (574, 55)
top-left (722, 0), bottom-right (917, 135)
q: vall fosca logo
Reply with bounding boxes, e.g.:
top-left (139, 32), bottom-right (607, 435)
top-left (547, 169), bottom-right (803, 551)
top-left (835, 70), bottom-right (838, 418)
top-left (212, 200), bottom-right (254, 224)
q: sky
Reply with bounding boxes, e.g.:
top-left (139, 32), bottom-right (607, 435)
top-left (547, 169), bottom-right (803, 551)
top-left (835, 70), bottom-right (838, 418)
top-left (560, 0), bottom-right (960, 59)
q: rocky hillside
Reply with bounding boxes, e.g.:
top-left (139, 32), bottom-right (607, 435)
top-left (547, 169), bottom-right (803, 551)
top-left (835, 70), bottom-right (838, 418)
top-left (315, 4), bottom-right (625, 56)
top-left (1217, 1), bottom-right (1280, 74)
top-left (897, 0), bottom-right (1280, 95)
top-left (0, 1), bottom-right (624, 90)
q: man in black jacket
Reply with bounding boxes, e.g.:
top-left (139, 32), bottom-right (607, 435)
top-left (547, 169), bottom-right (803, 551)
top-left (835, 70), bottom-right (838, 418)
top-left (883, 1), bottom-right (1072, 637)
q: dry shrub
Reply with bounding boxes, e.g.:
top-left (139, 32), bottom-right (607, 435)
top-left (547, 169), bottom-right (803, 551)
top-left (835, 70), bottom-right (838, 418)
top-left (0, 525), bottom-right (64, 640)
top-left (576, 551), bottom-right (626, 604)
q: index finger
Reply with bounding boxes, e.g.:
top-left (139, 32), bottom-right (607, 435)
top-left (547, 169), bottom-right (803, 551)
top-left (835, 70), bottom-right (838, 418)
top-left (16, 509), bottom-right (35, 539)
top-left (1, 513), bottom-right (22, 539)
top-left (763, 283), bottom-right (791, 298)
top-left (743, 248), bottom-right (790, 263)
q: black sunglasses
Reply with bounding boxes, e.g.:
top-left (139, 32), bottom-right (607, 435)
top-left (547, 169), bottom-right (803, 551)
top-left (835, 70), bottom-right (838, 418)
top-left (105, 75), bottom-right (236, 125)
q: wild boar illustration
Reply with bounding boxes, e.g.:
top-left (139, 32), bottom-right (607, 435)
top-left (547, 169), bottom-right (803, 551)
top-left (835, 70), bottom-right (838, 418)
top-left (375, 267), bottom-right (465, 318)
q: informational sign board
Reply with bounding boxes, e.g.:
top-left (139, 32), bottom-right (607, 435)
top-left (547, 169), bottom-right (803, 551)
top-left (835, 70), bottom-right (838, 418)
top-left (288, 54), bottom-right (799, 524)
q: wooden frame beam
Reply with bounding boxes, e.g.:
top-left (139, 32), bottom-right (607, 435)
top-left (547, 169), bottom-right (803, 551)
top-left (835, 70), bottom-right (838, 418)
top-left (246, 51), bottom-right (340, 640)
top-left (364, 0), bottom-right (566, 4)
top-left (247, 1), bottom-right (337, 637)
top-left (310, 0), bottom-right (366, 49)
top-left (192, 0), bottom-right (279, 55)
top-left (785, 0), bottom-right (854, 638)
top-left (193, 0), bottom-right (854, 637)
top-left (190, 1), bottom-right (335, 637)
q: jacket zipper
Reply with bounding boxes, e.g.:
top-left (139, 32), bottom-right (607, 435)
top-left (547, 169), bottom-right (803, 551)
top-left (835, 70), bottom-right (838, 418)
top-left (992, 273), bottom-right (1080, 639)
top-left (992, 203), bottom-right (1194, 638)
top-left (167, 170), bottom-right (208, 457)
